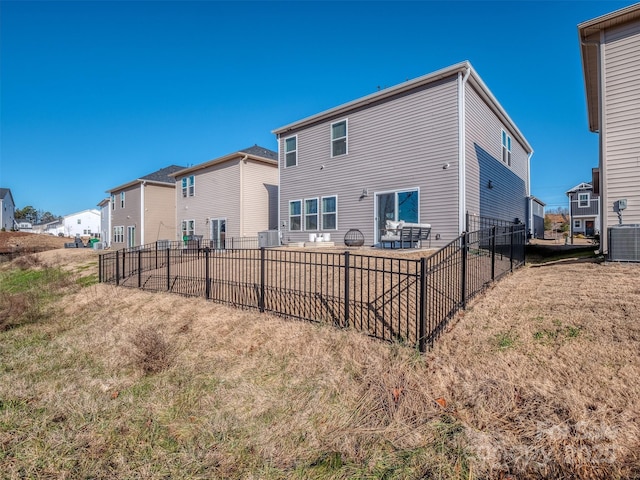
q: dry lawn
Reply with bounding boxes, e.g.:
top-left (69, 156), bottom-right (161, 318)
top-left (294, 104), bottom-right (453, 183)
top-left (0, 231), bottom-right (70, 254)
top-left (0, 250), bottom-right (638, 479)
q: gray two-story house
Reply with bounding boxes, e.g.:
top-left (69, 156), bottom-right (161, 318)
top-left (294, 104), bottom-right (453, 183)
top-left (0, 188), bottom-right (16, 231)
top-left (273, 61), bottom-right (533, 248)
top-left (566, 181), bottom-right (600, 238)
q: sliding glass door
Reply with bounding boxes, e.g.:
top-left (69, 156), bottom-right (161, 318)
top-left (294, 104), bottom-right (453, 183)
top-left (375, 189), bottom-right (419, 241)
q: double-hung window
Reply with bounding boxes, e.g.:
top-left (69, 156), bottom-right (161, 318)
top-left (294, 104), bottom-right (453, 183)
top-left (113, 226), bottom-right (124, 243)
top-left (501, 130), bottom-right (511, 166)
top-left (331, 120), bottom-right (347, 157)
top-left (289, 200), bottom-right (302, 231)
top-left (182, 176), bottom-right (195, 197)
top-left (578, 193), bottom-right (590, 208)
top-left (181, 219), bottom-right (195, 237)
top-left (111, 195), bottom-right (115, 210)
top-left (321, 196), bottom-right (337, 230)
top-left (305, 198), bottom-right (319, 230)
top-left (285, 136), bottom-right (297, 167)
top-left (120, 192), bottom-right (125, 208)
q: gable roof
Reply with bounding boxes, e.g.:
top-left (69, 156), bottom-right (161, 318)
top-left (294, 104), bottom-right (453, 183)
top-left (0, 188), bottom-right (15, 205)
top-left (272, 61), bottom-right (532, 154)
top-left (107, 165), bottom-right (186, 193)
top-left (578, 3), bottom-right (640, 132)
top-left (170, 145), bottom-right (278, 178)
top-left (566, 182), bottom-right (593, 194)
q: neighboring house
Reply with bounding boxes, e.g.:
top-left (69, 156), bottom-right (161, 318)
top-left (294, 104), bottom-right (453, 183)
top-left (61, 209), bottom-right (101, 237)
top-left (272, 61), bottom-right (533, 247)
top-left (171, 145), bottom-right (278, 246)
top-left (566, 181), bottom-right (600, 238)
top-left (0, 188), bottom-right (16, 231)
top-left (579, 4), bottom-right (640, 258)
top-left (528, 196), bottom-right (546, 240)
top-left (107, 165), bottom-right (185, 248)
top-left (17, 221), bottom-right (33, 232)
top-left (97, 197), bottom-right (111, 247)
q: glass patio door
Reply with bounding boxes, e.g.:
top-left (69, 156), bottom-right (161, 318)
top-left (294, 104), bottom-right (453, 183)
top-left (211, 218), bottom-right (226, 249)
top-left (375, 190), bottom-right (419, 241)
top-left (127, 226), bottom-right (136, 248)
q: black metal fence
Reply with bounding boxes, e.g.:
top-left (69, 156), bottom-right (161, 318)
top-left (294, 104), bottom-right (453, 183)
top-left (99, 226), bottom-right (525, 351)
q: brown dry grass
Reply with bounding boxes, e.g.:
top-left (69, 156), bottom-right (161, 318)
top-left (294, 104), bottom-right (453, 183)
top-left (0, 231), bottom-right (69, 253)
top-left (0, 254), bottom-right (638, 479)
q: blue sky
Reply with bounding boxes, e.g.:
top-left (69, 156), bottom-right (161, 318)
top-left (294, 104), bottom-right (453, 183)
top-left (0, 0), bottom-right (632, 216)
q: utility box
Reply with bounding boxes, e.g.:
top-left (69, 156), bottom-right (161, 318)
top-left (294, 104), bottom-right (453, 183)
top-left (258, 230), bottom-right (280, 248)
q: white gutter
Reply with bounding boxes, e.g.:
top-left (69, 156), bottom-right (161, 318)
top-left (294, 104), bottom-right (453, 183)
top-left (458, 65), bottom-right (471, 232)
top-left (140, 181), bottom-right (146, 245)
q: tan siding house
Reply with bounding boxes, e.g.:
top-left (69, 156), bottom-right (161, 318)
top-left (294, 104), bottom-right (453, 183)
top-left (579, 4), bottom-right (640, 257)
top-left (171, 146), bottom-right (278, 246)
top-left (107, 165), bottom-right (185, 248)
top-left (273, 62), bottom-right (533, 248)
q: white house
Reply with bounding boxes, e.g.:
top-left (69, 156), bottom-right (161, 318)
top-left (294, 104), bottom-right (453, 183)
top-left (61, 209), bottom-right (101, 237)
top-left (97, 198), bottom-right (111, 247)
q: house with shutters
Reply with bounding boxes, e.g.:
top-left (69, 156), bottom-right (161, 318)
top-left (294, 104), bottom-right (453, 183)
top-left (272, 61), bottom-right (533, 248)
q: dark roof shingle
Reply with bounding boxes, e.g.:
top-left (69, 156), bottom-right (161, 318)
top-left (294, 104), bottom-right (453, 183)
top-left (140, 165), bottom-right (186, 184)
top-left (239, 145), bottom-right (277, 161)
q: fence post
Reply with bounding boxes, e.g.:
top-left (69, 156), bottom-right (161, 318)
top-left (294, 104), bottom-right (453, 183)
top-left (122, 250), bottom-right (126, 279)
top-left (461, 233), bottom-right (468, 310)
top-left (491, 226), bottom-right (496, 281)
top-left (344, 251), bottom-right (350, 328)
top-left (510, 226), bottom-right (514, 272)
top-left (155, 242), bottom-right (158, 270)
top-left (419, 257), bottom-right (427, 352)
top-left (115, 250), bottom-right (120, 286)
top-left (259, 247), bottom-right (265, 312)
top-left (98, 254), bottom-right (102, 283)
top-left (166, 248), bottom-right (170, 291)
top-left (205, 248), bottom-right (210, 299)
top-left (137, 249), bottom-right (142, 288)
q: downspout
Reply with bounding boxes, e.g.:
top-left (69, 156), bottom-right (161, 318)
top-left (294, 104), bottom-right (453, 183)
top-left (458, 65), bottom-right (471, 233)
top-left (240, 154), bottom-right (248, 237)
top-left (277, 135), bottom-right (282, 240)
top-left (527, 150), bottom-right (534, 236)
top-left (140, 181), bottom-right (145, 245)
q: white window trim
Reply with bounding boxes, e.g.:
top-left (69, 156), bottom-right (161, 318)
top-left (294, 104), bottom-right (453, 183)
top-left (113, 225), bottom-right (124, 243)
top-left (331, 119), bottom-right (348, 158)
top-left (501, 129), bottom-right (512, 167)
top-left (574, 219), bottom-right (582, 229)
top-left (284, 135), bottom-right (297, 168)
top-left (181, 219), bottom-right (195, 237)
top-left (182, 176), bottom-right (195, 197)
top-left (578, 192), bottom-right (590, 208)
top-left (304, 197), bottom-right (319, 231)
top-left (111, 195), bottom-right (115, 210)
top-left (321, 195), bottom-right (338, 231)
top-left (120, 192), bottom-right (125, 208)
top-left (289, 200), bottom-right (302, 232)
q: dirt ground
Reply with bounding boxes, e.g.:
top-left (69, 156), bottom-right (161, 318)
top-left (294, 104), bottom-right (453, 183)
top-left (0, 231), bottom-right (73, 253)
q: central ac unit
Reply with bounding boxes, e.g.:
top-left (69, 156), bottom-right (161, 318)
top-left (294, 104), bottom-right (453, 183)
top-left (608, 225), bottom-right (640, 262)
top-left (258, 230), bottom-right (281, 248)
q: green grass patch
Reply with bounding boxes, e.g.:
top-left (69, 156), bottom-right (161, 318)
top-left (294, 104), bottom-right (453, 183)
top-left (494, 330), bottom-right (518, 350)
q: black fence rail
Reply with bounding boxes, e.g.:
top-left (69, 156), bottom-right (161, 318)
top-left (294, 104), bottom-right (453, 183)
top-left (99, 226), bottom-right (525, 351)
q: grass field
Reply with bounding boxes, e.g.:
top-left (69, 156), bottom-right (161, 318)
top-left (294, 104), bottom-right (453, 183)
top-left (1, 248), bottom-right (638, 479)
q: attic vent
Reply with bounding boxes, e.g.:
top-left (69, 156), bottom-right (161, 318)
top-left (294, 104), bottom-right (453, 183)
top-left (608, 225), bottom-right (640, 262)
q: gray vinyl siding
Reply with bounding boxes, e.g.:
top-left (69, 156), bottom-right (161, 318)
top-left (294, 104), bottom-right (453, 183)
top-left (602, 20), bottom-right (640, 233)
top-left (464, 83), bottom-right (529, 227)
top-left (110, 185), bottom-right (141, 246)
top-left (176, 161), bottom-right (241, 241)
top-left (279, 76), bottom-right (460, 247)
